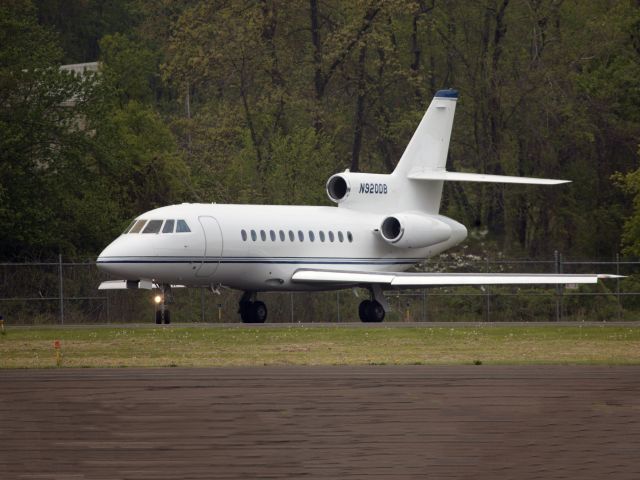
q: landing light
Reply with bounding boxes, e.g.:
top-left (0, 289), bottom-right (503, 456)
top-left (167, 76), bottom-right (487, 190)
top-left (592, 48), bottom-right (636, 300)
top-left (154, 295), bottom-right (163, 304)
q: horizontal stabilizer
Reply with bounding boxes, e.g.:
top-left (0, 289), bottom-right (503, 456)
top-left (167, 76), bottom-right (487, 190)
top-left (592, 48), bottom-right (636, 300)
top-left (407, 170), bottom-right (570, 185)
top-left (292, 269), bottom-right (620, 288)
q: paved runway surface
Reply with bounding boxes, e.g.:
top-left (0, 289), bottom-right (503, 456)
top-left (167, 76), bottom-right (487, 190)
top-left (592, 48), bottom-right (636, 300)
top-left (1, 367), bottom-right (639, 479)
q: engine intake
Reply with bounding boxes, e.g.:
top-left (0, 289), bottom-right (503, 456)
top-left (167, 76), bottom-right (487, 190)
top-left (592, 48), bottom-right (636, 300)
top-left (381, 216), bottom-right (402, 240)
top-left (326, 174), bottom-right (350, 203)
top-left (380, 213), bottom-right (452, 249)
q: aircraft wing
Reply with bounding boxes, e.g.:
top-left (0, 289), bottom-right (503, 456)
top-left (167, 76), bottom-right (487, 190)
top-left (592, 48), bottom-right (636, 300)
top-left (291, 269), bottom-right (620, 288)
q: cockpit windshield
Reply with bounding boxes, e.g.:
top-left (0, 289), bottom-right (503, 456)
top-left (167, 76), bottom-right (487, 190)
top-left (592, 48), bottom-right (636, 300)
top-left (176, 220), bottom-right (191, 233)
top-left (125, 219), bottom-right (190, 234)
top-left (123, 220), bottom-right (136, 234)
top-left (142, 220), bottom-right (163, 234)
top-left (162, 220), bottom-right (175, 233)
top-left (129, 219), bottom-right (147, 234)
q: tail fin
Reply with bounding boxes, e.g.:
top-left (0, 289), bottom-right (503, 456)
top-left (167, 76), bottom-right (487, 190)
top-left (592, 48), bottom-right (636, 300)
top-left (392, 89), bottom-right (458, 178)
top-left (389, 88), bottom-right (567, 214)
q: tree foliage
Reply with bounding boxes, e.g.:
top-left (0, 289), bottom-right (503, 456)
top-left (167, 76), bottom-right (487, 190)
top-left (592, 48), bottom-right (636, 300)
top-left (2, 0), bottom-right (640, 260)
top-left (0, 0), bottom-right (187, 259)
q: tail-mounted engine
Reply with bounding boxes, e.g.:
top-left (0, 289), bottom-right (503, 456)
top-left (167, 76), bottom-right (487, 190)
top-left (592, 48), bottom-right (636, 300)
top-left (326, 171), bottom-right (394, 210)
top-left (379, 213), bottom-right (452, 249)
top-left (326, 174), bottom-right (351, 203)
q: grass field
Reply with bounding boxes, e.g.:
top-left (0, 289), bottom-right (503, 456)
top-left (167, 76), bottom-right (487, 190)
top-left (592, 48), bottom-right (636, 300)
top-left (2, 324), bottom-right (640, 368)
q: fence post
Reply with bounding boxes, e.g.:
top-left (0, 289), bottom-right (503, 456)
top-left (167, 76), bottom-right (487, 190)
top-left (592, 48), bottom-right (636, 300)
top-left (559, 252), bottom-right (564, 321)
top-left (422, 289), bottom-right (426, 322)
top-left (58, 254), bottom-right (64, 325)
top-left (106, 289), bottom-right (110, 324)
top-left (290, 292), bottom-right (294, 323)
top-left (336, 291), bottom-right (341, 323)
top-left (554, 250), bottom-right (560, 322)
top-left (201, 288), bottom-right (205, 322)
top-left (485, 257), bottom-right (491, 322)
top-left (616, 253), bottom-right (622, 320)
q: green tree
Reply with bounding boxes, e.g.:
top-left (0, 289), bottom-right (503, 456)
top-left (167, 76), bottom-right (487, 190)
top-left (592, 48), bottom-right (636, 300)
top-left (34, 0), bottom-right (137, 63)
top-left (0, 1), bottom-right (190, 259)
top-left (99, 33), bottom-right (158, 104)
top-left (93, 100), bottom-right (190, 217)
top-left (0, 1), bottom-right (102, 257)
top-left (5, 0), bottom-right (639, 262)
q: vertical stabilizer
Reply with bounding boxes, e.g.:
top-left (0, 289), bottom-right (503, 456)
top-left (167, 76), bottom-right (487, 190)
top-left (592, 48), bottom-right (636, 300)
top-left (393, 89), bottom-right (458, 177)
top-left (389, 89), bottom-right (458, 214)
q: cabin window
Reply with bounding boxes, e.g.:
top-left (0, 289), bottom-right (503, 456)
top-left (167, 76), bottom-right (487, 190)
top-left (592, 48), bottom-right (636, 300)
top-left (260, 230), bottom-right (266, 241)
top-left (347, 231), bottom-right (353, 242)
top-left (279, 230), bottom-right (285, 241)
top-left (328, 231), bottom-right (335, 242)
top-left (142, 220), bottom-right (163, 234)
top-left (338, 231), bottom-right (344, 242)
top-left (319, 231), bottom-right (325, 242)
top-left (251, 230), bottom-right (257, 241)
top-left (162, 220), bottom-right (175, 233)
top-left (123, 220), bottom-right (136, 234)
top-left (309, 231), bottom-right (315, 242)
top-left (129, 220), bottom-right (147, 234)
top-left (289, 230), bottom-right (295, 241)
top-left (270, 230), bottom-right (276, 241)
top-left (176, 220), bottom-right (191, 233)
top-left (241, 229), bottom-right (247, 241)
top-left (298, 230), bottom-right (304, 242)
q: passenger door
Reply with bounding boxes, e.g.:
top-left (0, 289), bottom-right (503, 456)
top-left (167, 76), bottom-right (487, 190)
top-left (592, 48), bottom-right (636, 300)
top-left (196, 216), bottom-right (223, 277)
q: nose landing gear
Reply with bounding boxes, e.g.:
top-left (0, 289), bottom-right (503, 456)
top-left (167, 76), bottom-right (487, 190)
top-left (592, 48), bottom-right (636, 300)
top-left (238, 291), bottom-right (267, 324)
top-left (154, 284), bottom-right (172, 324)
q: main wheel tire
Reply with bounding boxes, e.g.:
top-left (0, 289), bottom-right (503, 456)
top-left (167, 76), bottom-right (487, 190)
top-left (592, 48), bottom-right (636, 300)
top-left (359, 300), bottom-right (372, 322)
top-left (369, 300), bottom-right (385, 322)
top-left (251, 301), bottom-right (267, 323)
top-left (239, 301), bottom-right (253, 323)
top-left (156, 309), bottom-right (171, 324)
top-left (359, 299), bottom-right (385, 322)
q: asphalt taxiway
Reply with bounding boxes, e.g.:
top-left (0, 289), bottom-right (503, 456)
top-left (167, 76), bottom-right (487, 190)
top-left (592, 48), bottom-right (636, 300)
top-left (1, 366), bottom-right (639, 479)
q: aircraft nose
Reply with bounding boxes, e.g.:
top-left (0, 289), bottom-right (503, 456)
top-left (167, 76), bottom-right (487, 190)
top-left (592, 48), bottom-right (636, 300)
top-left (96, 243), bottom-right (115, 273)
top-left (96, 238), bottom-right (129, 275)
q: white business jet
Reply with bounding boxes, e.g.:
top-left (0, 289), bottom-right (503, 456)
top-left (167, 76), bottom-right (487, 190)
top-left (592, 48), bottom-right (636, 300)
top-left (97, 89), bottom-right (616, 323)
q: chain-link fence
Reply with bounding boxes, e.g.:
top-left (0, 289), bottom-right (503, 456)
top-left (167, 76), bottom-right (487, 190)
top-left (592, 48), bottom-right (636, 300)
top-left (1, 253), bottom-right (638, 324)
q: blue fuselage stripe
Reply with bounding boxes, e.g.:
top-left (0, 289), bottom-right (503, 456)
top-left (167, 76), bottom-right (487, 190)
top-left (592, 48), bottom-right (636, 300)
top-left (97, 256), bottom-right (420, 265)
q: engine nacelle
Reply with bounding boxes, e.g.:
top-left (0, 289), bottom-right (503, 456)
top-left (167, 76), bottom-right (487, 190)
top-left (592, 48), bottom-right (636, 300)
top-left (326, 171), bottom-right (392, 205)
top-left (380, 213), bottom-right (452, 248)
top-left (326, 174), bottom-right (351, 203)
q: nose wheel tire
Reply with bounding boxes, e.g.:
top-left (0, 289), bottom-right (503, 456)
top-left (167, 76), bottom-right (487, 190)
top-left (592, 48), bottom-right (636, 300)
top-left (359, 300), bottom-right (385, 323)
top-left (155, 309), bottom-right (171, 324)
top-left (239, 300), bottom-right (267, 324)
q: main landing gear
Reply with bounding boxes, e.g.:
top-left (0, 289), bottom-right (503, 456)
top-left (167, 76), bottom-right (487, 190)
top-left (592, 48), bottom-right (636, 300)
top-left (236, 286), bottom-right (387, 323)
top-left (238, 291), bottom-right (268, 324)
top-left (358, 284), bottom-right (388, 323)
top-left (358, 299), bottom-right (385, 322)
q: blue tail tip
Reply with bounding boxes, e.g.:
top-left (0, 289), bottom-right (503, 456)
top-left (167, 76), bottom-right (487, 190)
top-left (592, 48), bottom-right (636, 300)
top-left (435, 88), bottom-right (458, 99)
